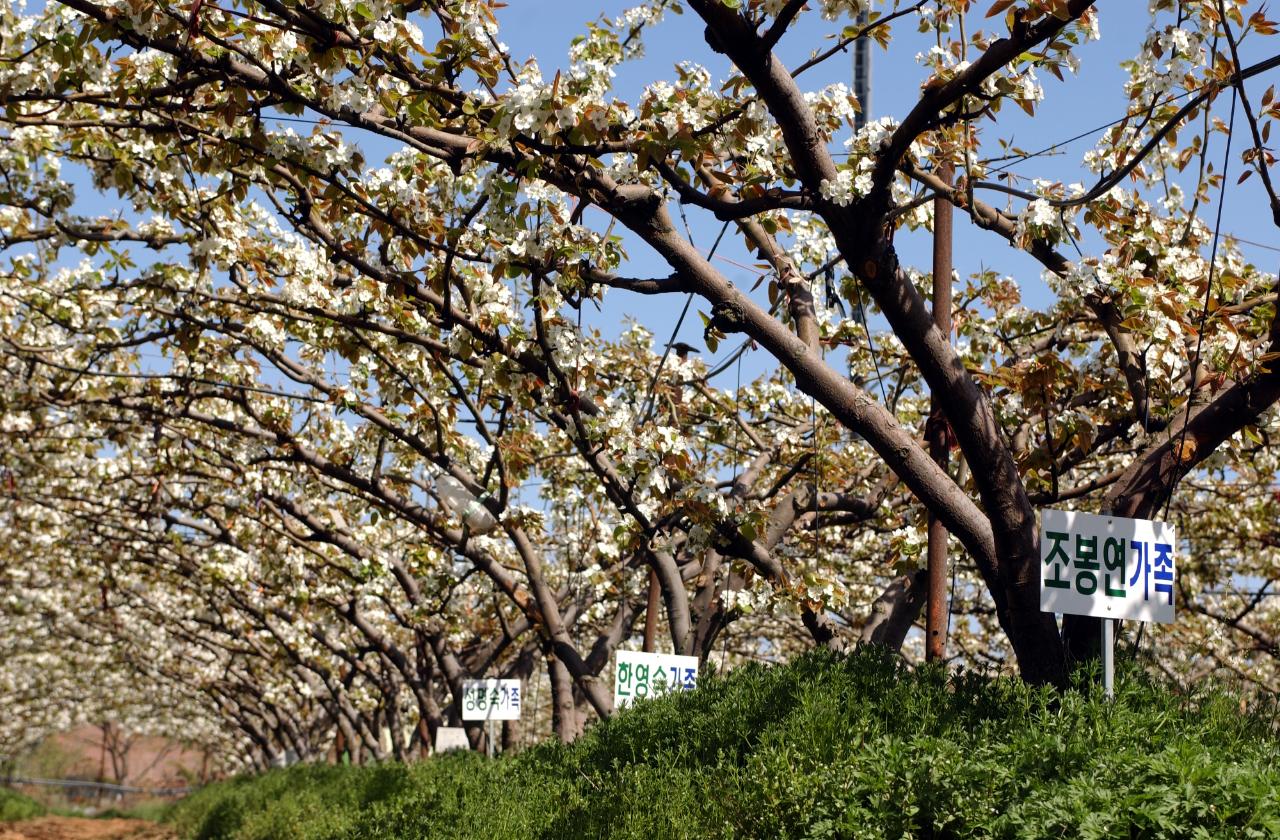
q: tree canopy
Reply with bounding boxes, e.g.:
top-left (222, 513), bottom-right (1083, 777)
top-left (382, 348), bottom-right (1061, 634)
top-left (2, 0), bottom-right (1280, 769)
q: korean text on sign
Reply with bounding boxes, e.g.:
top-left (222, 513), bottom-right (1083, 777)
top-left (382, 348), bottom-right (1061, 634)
top-left (613, 651), bottom-right (698, 709)
top-left (1039, 509), bottom-right (1176, 624)
top-left (460, 678), bottom-right (522, 721)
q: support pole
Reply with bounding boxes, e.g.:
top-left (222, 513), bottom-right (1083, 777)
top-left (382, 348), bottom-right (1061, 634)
top-left (1102, 618), bottom-right (1115, 700)
top-left (926, 163), bottom-right (954, 663)
top-left (852, 11), bottom-right (871, 132)
top-left (642, 568), bottom-right (661, 652)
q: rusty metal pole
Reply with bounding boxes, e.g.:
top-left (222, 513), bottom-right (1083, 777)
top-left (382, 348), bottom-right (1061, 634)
top-left (642, 569), bottom-right (661, 652)
top-left (926, 163), bottom-right (953, 663)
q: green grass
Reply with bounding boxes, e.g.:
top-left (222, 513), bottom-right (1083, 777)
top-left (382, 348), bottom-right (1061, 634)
top-left (169, 648), bottom-right (1280, 839)
top-left (0, 786), bottom-right (47, 822)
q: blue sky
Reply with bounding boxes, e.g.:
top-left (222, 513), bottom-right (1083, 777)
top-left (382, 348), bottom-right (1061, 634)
top-left (490, 1), bottom-right (1280, 385)
top-left (36, 2), bottom-right (1280, 397)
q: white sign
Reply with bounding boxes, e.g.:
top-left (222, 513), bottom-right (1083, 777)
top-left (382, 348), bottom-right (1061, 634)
top-left (613, 650), bottom-right (699, 709)
top-left (434, 726), bottom-right (470, 753)
top-left (1040, 509), bottom-right (1176, 623)
top-left (461, 678), bottom-right (522, 721)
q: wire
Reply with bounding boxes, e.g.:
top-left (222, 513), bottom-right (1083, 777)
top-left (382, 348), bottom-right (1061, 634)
top-left (984, 85), bottom-right (1206, 175)
top-left (733, 352), bottom-right (743, 486)
top-left (1162, 85), bottom-right (1238, 522)
top-left (635, 219), bottom-right (732, 428)
top-left (702, 337), bottom-right (754, 381)
top-left (853, 282), bottom-right (889, 405)
top-left (810, 344), bottom-right (820, 554)
top-left (1224, 234), bottom-right (1280, 255)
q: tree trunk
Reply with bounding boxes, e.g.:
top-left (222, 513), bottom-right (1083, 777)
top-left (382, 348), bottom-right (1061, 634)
top-left (547, 653), bottom-right (581, 743)
top-left (861, 570), bottom-right (928, 652)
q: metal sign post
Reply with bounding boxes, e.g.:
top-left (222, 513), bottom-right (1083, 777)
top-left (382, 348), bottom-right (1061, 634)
top-left (1102, 618), bottom-right (1114, 700)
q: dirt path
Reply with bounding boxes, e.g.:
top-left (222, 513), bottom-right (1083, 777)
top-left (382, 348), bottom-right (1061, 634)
top-left (0, 817), bottom-right (174, 840)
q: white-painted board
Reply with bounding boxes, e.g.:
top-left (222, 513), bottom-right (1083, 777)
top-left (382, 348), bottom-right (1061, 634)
top-left (461, 678), bottom-right (522, 721)
top-left (1040, 509), bottom-right (1176, 624)
top-left (613, 650), bottom-right (698, 710)
top-left (434, 726), bottom-right (470, 753)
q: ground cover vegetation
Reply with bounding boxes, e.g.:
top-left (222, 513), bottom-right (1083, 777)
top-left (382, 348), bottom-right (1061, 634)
top-left (2, 0), bottom-right (1280, 772)
top-left (0, 788), bottom-right (45, 823)
top-left (166, 651), bottom-right (1280, 839)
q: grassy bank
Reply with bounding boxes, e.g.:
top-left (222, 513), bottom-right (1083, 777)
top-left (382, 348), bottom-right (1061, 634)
top-left (0, 787), bottom-right (46, 822)
top-left (170, 649), bottom-right (1280, 839)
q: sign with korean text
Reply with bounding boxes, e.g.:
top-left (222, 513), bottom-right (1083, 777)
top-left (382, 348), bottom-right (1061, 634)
top-left (1040, 509), bottom-right (1175, 623)
top-left (613, 650), bottom-right (698, 709)
top-left (461, 678), bottom-right (522, 721)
